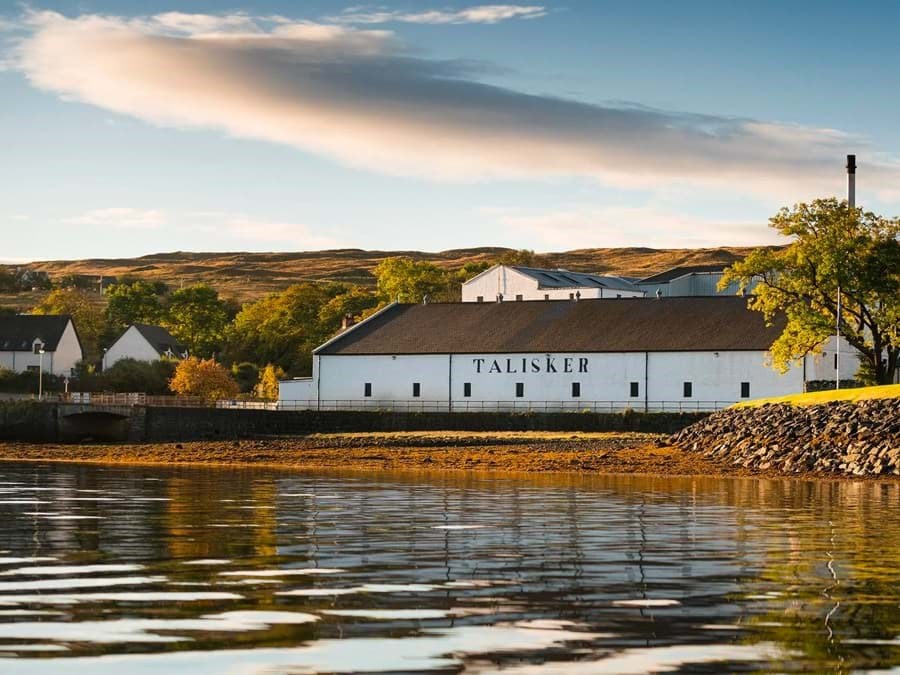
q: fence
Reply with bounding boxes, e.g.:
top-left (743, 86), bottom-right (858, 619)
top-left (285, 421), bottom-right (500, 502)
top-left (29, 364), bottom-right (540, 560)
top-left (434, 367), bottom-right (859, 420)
top-left (61, 394), bottom-right (734, 413)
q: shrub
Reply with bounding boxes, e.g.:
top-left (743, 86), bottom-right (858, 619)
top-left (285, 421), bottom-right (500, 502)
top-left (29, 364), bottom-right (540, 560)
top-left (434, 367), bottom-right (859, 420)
top-left (169, 357), bottom-right (239, 400)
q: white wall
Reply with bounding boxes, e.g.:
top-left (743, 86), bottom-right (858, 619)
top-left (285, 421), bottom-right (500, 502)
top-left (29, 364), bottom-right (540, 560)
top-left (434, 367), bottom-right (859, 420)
top-left (278, 378), bottom-right (316, 407)
top-left (283, 349), bottom-right (805, 410)
top-left (103, 326), bottom-right (160, 369)
top-left (461, 266), bottom-right (642, 302)
top-left (804, 335), bottom-right (860, 382)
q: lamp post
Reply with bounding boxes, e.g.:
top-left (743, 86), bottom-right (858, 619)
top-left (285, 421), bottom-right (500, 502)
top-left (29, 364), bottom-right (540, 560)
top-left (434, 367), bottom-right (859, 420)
top-left (837, 155), bottom-right (857, 390)
top-left (37, 347), bottom-right (45, 401)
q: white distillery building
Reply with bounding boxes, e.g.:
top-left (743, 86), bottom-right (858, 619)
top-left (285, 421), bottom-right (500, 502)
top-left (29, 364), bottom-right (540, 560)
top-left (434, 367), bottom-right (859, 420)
top-left (279, 297), bottom-right (821, 412)
top-left (0, 315), bottom-right (83, 376)
top-left (103, 324), bottom-right (188, 370)
top-left (462, 265), bottom-right (644, 302)
top-left (634, 264), bottom-right (758, 298)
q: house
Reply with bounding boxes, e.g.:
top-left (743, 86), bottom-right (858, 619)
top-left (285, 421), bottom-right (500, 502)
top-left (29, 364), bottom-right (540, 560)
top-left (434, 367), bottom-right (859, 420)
top-left (103, 324), bottom-right (188, 370)
top-left (279, 297), bottom-right (818, 411)
top-left (634, 264), bottom-right (757, 298)
top-left (461, 265), bottom-right (644, 302)
top-left (0, 315), bottom-right (83, 376)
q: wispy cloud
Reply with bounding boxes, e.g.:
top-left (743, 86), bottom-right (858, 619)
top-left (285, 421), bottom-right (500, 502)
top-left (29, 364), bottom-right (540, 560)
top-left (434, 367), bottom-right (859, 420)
top-left (64, 207), bottom-right (167, 229)
top-left (483, 204), bottom-right (785, 248)
top-left (189, 212), bottom-right (344, 249)
top-left (328, 4), bottom-right (547, 25)
top-left (12, 10), bottom-right (900, 201)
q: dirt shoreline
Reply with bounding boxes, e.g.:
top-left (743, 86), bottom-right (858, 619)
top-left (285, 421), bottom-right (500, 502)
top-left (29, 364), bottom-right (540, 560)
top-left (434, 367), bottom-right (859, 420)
top-left (1, 432), bottom-right (894, 480)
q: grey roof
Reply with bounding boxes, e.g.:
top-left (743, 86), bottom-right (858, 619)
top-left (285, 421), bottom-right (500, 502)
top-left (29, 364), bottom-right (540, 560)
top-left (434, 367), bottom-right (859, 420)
top-left (130, 324), bottom-right (188, 357)
top-left (0, 315), bottom-right (73, 352)
top-left (511, 266), bottom-right (641, 292)
top-left (317, 297), bottom-right (783, 355)
top-left (637, 265), bottom-right (728, 285)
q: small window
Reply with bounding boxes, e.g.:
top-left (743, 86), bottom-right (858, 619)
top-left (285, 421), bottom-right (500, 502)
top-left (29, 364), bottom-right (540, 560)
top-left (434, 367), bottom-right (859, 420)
top-left (544, 294), bottom-right (550, 300)
top-left (463, 382), bottom-right (472, 397)
top-left (569, 293), bottom-right (575, 299)
top-left (476, 295), bottom-right (484, 303)
top-left (571, 382), bottom-right (581, 398)
top-left (683, 382), bottom-right (693, 398)
top-left (364, 382), bottom-right (372, 397)
top-left (412, 382), bottom-right (421, 398)
top-left (630, 382), bottom-right (639, 398)
top-left (515, 294), bottom-right (523, 302)
top-left (740, 382), bottom-right (750, 398)
top-left (834, 353), bottom-right (838, 369)
top-left (515, 382), bottom-right (524, 398)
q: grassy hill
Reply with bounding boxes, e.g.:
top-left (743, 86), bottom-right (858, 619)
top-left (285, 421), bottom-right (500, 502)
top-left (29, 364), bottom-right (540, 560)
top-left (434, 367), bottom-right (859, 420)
top-left (1, 245), bottom-right (762, 306)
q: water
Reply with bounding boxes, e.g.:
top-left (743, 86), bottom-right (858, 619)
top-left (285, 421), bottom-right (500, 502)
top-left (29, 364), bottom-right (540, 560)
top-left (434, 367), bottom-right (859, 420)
top-left (0, 463), bottom-right (897, 673)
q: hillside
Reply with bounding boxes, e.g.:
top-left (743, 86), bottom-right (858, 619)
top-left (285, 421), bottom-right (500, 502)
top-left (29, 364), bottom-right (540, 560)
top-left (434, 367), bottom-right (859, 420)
top-left (1, 246), bottom-right (761, 305)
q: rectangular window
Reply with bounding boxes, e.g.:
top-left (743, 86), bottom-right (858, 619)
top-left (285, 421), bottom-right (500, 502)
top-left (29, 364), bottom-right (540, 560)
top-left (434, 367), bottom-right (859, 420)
top-left (834, 353), bottom-right (838, 369)
top-left (630, 382), bottom-right (639, 398)
top-left (364, 382), bottom-right (372, 397)
top-left (683, 382), bottom-right (693, 398)
top-left (515, 382), bottom-right (524, 398)
top-left (569, 293), bottom-right (575, 299)
top-left (412, 382), bottom-right (421, 398)
top-left (476, 295), bottom-right (484, 303)
top-left (515, 294), bottom-right (524, 301)
top-left (544, 294), bottom-right (550, 300)
top-left (571, 382), bottom-right (581, 398)
top-left (463, 382), bottom-right (472, 397)
top-left (740, 382), bottom-right (750, 398)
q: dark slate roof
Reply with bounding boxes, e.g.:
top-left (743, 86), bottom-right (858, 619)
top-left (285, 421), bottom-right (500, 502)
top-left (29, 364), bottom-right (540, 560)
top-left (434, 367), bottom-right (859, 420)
top-left (637, 264), bottom-right (728, 285)
top-left (512, 266), bottom-right (640, 292)
top-left (317, 297), bottom-right (783, 355)
top-left (131, 324), bottom-right (188, 357)
top-left (0, 315), bottom-right (72, 352)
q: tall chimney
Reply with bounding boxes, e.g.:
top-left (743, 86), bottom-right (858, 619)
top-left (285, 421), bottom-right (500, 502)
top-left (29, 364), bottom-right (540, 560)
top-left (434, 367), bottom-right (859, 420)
top-left (846, 154), bottom-right (856, 209)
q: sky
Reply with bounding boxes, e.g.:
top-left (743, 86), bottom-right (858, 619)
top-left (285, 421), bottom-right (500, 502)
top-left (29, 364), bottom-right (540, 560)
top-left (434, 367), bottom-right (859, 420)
top-left (2, 0), bottom-right (900, 260)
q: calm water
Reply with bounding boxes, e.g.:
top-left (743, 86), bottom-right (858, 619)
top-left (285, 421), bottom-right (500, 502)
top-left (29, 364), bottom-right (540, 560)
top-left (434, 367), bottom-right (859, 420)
top-left (0, 463), bottom-right (897, 673)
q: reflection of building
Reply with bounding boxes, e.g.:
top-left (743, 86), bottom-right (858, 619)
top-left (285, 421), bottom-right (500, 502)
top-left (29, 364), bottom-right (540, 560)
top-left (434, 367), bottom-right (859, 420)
top-left (103, 324), bottom-right (188, 370)
top-left (280, 296), bottom-right (807, 409)
top-left (462, 265), bottom-right (644, 302)
top-left (0, 314), bottom-right (83, 375)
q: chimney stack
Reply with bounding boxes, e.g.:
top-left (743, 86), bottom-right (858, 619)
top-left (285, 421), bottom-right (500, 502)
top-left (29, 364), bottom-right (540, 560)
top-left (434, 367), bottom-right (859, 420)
top-left (846, 154), bottom-right (856, 209)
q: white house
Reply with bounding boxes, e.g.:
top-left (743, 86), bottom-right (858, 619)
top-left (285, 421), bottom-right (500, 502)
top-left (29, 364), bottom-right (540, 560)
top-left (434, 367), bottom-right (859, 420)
top-left (279, 297), bottom-right (817, 412)
top-left (462, 265), bottom-right (644, 303)
top-left (103, 324), bottom-right (188, 370)
top-left (0, 315), bottom-right (83, 376)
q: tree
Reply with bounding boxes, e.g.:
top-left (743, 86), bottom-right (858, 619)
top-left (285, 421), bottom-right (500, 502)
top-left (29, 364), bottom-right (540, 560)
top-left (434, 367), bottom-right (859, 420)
top-left (100, 358), bottom-right (176, 394)
top-left (223, 283), bottom-right (344, 375)
top-left (317, 286), bottom-right (381, 333)
top-left (169, 357), bottom-right (239, 400)
top-left (255, 364), bottom-right (285, 400)
top-left (374, 257), bottom-right (450, 303)
top-left (165, 285), bottom-right (231, 357)
top-left (32, 288), bottom-right (107, 363)
top-left (231, 362), bottom-right (260, 394)
top-left (495, 249), bottom-right (545, 267)
top-left (721, 198), bottom-right (900, 385)
top-left (104, 281), bottom-right (164, 334)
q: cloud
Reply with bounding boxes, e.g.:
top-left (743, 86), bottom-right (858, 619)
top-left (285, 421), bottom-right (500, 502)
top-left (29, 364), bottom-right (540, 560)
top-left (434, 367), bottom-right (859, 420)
top-left (328, 5), bottom-right (547, 25)
top-left (483, 205), bottom-right (786, 248)
top-left (189, 212), bottom-right (344, 249)
top-left (12, 11), bottom-right (900, 200)
top-left (64, 207), bottom-right (167, 229)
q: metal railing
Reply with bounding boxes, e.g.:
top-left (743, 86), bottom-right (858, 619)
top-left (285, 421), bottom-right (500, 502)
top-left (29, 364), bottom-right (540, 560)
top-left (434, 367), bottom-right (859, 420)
top-left (60, 394), bottom-right (733, 413)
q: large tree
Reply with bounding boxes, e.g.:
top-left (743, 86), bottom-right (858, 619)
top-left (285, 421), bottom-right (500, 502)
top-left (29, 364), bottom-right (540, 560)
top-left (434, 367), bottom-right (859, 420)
top-left (104, 281), bottom-right (165, 334)
top-left (164, 285), bottom-right (232, 357)
top-left (374, 257), bottom-right (451, 303)
top-left (722, 198), bottom-right (900, 384)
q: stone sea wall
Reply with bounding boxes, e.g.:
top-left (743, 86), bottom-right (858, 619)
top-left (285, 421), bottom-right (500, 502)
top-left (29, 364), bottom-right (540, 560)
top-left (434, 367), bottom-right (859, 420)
top-left (672, 399), bottom-right (900, 476)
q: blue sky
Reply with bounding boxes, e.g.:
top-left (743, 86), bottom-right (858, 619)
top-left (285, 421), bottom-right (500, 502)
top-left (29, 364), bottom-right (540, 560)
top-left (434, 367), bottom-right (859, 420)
top-left (2, 0), bottom-right (899, 260)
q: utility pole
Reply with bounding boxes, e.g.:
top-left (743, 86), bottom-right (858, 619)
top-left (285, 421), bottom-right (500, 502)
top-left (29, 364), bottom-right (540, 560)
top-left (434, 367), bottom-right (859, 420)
top-left (838, 154), bottom-right (856, 390)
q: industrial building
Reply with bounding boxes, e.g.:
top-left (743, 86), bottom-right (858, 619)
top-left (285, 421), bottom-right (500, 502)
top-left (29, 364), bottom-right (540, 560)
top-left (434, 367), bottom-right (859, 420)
top-left (461, 265), bottom-right (644, 302)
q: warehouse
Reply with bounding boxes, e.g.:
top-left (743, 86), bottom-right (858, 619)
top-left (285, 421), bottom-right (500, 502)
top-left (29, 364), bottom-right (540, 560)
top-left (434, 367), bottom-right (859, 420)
top-left (462, 264), bottom-right (644, 302)
top-left (279, 297), bottom-right (808, 411)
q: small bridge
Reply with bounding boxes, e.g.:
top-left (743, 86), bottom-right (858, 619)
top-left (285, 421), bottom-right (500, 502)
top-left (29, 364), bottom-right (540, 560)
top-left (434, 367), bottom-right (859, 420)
top-left (57, 403), bottom-right (143, 442)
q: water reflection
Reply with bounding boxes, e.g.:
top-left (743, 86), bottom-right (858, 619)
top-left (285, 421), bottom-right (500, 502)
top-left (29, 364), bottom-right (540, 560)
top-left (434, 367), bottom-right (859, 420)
top-left (0, 464), bottom-right (895, 672)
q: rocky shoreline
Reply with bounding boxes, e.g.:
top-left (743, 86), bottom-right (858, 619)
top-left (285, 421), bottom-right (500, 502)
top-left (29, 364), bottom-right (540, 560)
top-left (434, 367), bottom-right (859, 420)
top-left (673, 399), bottom-right (900, 476)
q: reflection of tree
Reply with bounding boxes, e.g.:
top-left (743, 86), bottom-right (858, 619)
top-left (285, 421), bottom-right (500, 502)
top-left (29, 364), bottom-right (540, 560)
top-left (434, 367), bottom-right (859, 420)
top-left (736, 480), bottom-right (900, 671)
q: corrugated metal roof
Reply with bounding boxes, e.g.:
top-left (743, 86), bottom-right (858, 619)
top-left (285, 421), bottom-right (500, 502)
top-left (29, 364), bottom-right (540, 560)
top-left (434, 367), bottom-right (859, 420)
top-left (317, 297), bottom-right (783, 355)
top-left (0, 315), bottom-right (72, 352)
top-left (512, 266), bottom-right (641, 292)
top-left (637, 265), bottom-right (728, 285)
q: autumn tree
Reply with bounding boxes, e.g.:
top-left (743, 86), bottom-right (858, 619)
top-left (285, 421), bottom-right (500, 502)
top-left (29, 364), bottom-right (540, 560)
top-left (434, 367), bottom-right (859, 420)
top-left (169, 357), bottom-right (239, 400)
top-left (495, 249), bottom-right (545, 267)
top-left (32, 288), bottom-right (106, 363)
top-left (317, 286), bottom-right (382, 332)
top-left (104, 281), bottom-right (165, 334)
top-left (165, 285), bottom-right (232, 357)
top-left (374, 257), bottom-right (451, 303)
top-left (255, 363), bottom-right (285, 401)
top-left (722, 198), bottom-right (900, 384)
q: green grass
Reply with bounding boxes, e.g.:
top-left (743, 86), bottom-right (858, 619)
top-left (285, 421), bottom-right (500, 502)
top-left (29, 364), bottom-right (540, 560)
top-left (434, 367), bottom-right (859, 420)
top-left (733, 384), bottom-right (900, 408)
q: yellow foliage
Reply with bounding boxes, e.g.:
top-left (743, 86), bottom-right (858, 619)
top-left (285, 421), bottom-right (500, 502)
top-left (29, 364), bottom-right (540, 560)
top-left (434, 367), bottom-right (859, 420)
top-left (169, 357), bottom-right (239, 400)
top-left (733, 384), bottom-right (900, 408)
